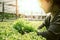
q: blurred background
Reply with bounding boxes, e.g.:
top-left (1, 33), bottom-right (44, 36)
top-left (0, 0), bottom-right (48, 40)
top-left (0, 0), bottom-right (48, 21)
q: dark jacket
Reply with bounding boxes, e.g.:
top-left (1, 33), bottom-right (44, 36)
top-left (39, 11), bottom-right (60, 35)
top-left (38, 15), bottom-right (51, 29)
top-left (48, 12), bottom-right (60, 35)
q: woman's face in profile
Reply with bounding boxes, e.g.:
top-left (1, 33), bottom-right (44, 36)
top-left (39, 0), bottom-right (52, 13)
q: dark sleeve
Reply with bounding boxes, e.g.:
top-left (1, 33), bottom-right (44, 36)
top-left (38, 15), bottom-right (51, 29)
top-left (38, 22), bottom-right (45, 29)
top-left (44, 15), bottom-right (51, 26)
top-left (48, 14), bottom-right (60, 34)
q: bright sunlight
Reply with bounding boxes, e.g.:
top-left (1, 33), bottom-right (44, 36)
top-left (18, 0), bottom-right (43, 15)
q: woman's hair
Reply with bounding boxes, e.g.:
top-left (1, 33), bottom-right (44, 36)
top-left (53, 0), bottom-right (60, 6)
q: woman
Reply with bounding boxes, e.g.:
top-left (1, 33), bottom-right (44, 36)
top-left (37, 0), bottom-right (60, 40)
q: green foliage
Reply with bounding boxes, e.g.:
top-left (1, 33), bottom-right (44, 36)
top-left (13, 18), bottom-right (37, 34)
top-left (22, 32), bottom-right (46, 40)
top-left (0, 20), bottom-right (46, 40)
top-left (0, 12), bottom-right (16, 19)
top-left (0, 22), bottom-right (22, 40)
